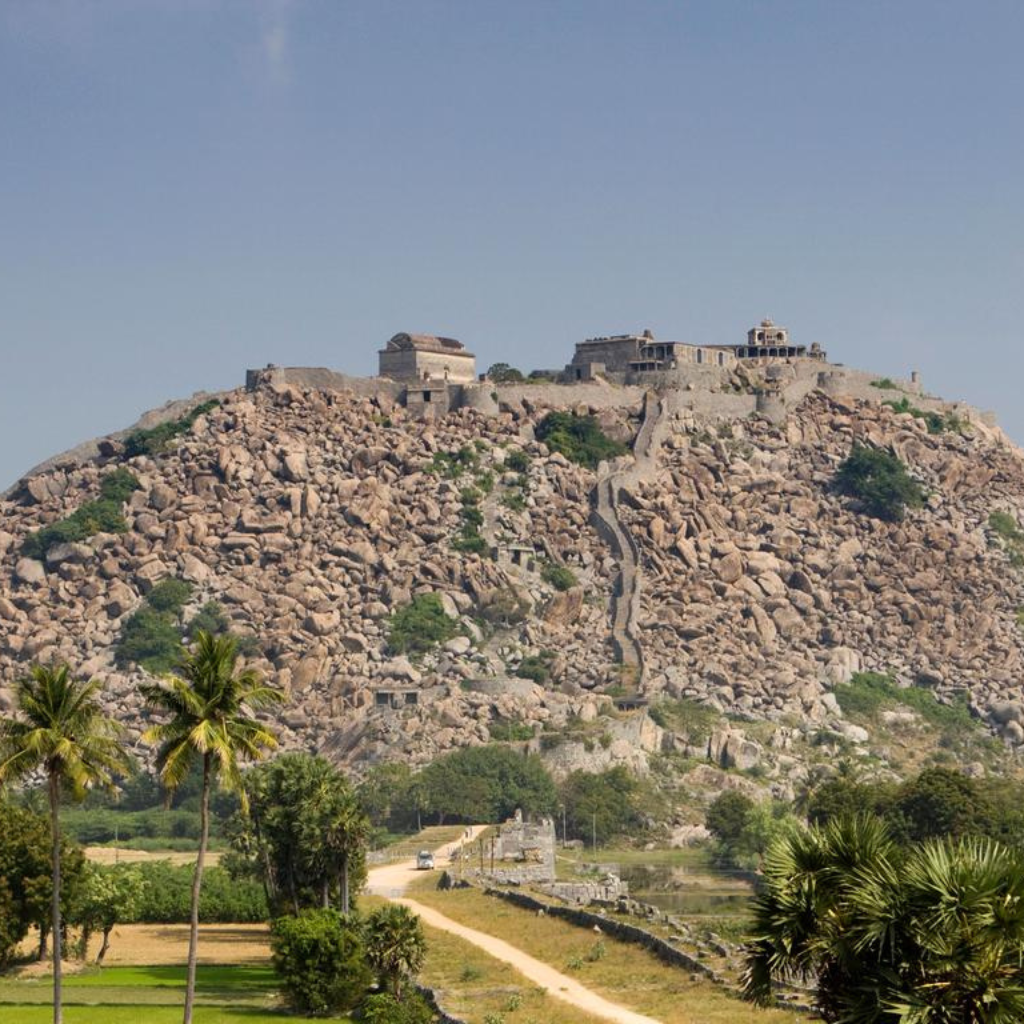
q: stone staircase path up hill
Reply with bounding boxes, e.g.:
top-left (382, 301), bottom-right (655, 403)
top-left (590, 391), bottom-right (671, 700)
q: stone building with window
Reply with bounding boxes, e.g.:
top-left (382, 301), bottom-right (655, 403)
top-left (565, 331), bottom-right (736, 382)
top-left (734, 318), bottom-right (826, 361)
top-left (378, 332), bottom-right (477, 384)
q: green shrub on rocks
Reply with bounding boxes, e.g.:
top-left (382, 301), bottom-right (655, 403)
top-left (834, 443), bottom-right (925, 522)
top-left (123, 398), bottom-right (219, 458)
top-left (21, 469), bottom-right (140, 559)
top-left (535, 411), bottom-right (627, 469)
top-left (884, 396), bottom-right (964, 435)
top-left (541, 561), bottom-right (577, 592)
top-left (387, 594), bottom-right (459, 655)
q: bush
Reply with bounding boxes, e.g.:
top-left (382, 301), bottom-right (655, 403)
top-left (535, 411), bottom-right (627, 469)
top-left (116, 582), bottom-right (258, 673)
top-left (186, 600), bottom-right (230, 638)
top-left (990, 511), bottom-right (1023, 543)
top-left (387, 594), bottom-right (460, 655)
top-left (116, 606), bottom-right (184, 673)
top-left (500, 490), bottom-right (527, 511)
top-left (271, 909), bottom-right (371, 1016)
top-left (358, 992), bottom-right (434, 1024)
top-left (833, 672), bottom-right (975, 731)
top-left (129, 862), bottom-right (266, 923)
top-left (123, 399), bottom-right (220, 458)
top-left (871, 378), bottom-right (898, 390)
top-left (99, 468), bottom-right (143, 503)
top-left (504, 448), bottom-right (531, 473)
top-left (427, 446), bottom-right (478, 479)
top-left (515, 654), bottom-right (551, 683)
top-left (146, 577), bottom-right (193, 614)
top-left (21, 469), bottom-right (140, 559)
top-left (883, 396), bottom-right (962, 435)
top-left (834, 443), bottom-right (925, 522)
top-left (646, 697), bottom-right (719, 743)
top-left (477, 587), bottom-right (530, 628)
top-left (541, 562), bottom-right (577, 591)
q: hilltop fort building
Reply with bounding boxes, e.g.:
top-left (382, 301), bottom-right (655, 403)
top-left (378, 332), bottom-right (477, 384)
top-left (566, 319), bottom-right (824, 383)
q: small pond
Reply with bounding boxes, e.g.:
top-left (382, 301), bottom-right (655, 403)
top-left (617, 862), bottom-right (753, 918)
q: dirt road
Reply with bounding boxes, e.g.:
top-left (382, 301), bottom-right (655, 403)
top-left (366, 830), bottom-right (663, 1024)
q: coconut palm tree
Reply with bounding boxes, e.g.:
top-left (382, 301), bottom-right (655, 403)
top-left (0, 663), bottom-right (128, 1024)
top-left (364, 903), bottom-right (426, 999)
top-left (142, 631), bottom-right (281, 1024)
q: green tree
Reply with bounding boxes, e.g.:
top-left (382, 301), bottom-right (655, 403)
top-left (357, 762), bottom-right (421, 833)
top-left (387, 594), bottom-right (460, 656)
top-left (299, 770), bottom-right (370, 914)
top-left (705, 791), bottom-right (755, 850)
top-left (70, 863), bottom-right (146, 963)
top-left (560, 766), bottom-right (647, 847)
top-left (359, 991), bottom-right (435, 1024)
top-left (142, 631), bottom-right (281, 1024)
top-left (888, 766), bottom-right (994, 844)
top-left (486, 362), bottom-right (525, 383)
top-left (231, 753), bottom-right (368, 916)
top-left (0, 665), bottom-right (127, 1024)
top-left (270, 908), bottom-right (371, 1016)
top-left (364, 904), bottom-right (426, 999)
top-left (0, 801), bottom-right (74, 967)
top-left (418, 745), bottom-right (556, 824)
top-left (744, 816), bottom-right (1024, 1023)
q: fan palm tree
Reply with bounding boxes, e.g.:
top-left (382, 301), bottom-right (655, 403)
top-left (0, 663), bottom-right (128, 1024)
top-left (364, 903), bottom-right (426, 999)
top-left (745, 818), bottom-right (1024, 1024)
top-left (300, 777), bottom-right (370, 913)
top-left (142, 631), bottom-right (281, 1024)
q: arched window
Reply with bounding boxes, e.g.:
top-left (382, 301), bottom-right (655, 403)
top-left (696, 349), bottom-right (704, 364)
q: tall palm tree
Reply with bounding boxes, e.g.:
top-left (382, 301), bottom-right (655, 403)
top-left (142, 631), bottom-right (281, 1024)
top-left (364, 904), bottom-right (426, 999)
top-left (0, 664), bottom-right (128, 1024)
top-left (300, 776), bottom-right (370, 913)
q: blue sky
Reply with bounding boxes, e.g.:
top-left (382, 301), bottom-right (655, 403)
top-left (2, 0), bottom-right (1023, 488)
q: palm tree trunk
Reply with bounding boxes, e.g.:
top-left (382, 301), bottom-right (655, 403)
top-left (183, 753), bottom-right (211, 1024)
top-left (49, 770), bottom-right (63, 1024)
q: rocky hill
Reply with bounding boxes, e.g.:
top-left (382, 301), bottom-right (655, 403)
top-left (2, 367), bottom-right (1024, 808)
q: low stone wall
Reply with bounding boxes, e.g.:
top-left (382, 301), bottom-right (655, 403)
top-left (245, 365), bottom-right (404, 400)
top-left (417, 985), bottom-right (467, 1024)
top-left (483, 886), bottom-right (721, 982)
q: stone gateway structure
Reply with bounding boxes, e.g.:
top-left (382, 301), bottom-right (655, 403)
top-left (378, 333), bottom-right (477, 384)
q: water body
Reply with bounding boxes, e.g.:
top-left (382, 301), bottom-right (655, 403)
top-left (618, 862), bottom-right (753, 918)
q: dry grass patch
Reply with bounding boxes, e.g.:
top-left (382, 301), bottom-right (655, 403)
top-left (365, 892), bottom-right (603, 1024)
top-left (407, 880), bottom-right (799, 1024)
top-left (84, 846), bottom-right (221, 868)
top-left (420, 921), bottom-right (607, 1024)
top-left (15, 924), bottom-right (272, 967)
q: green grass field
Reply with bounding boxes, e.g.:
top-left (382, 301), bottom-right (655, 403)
top-left (0, 964), bottom-right (314, 1022)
